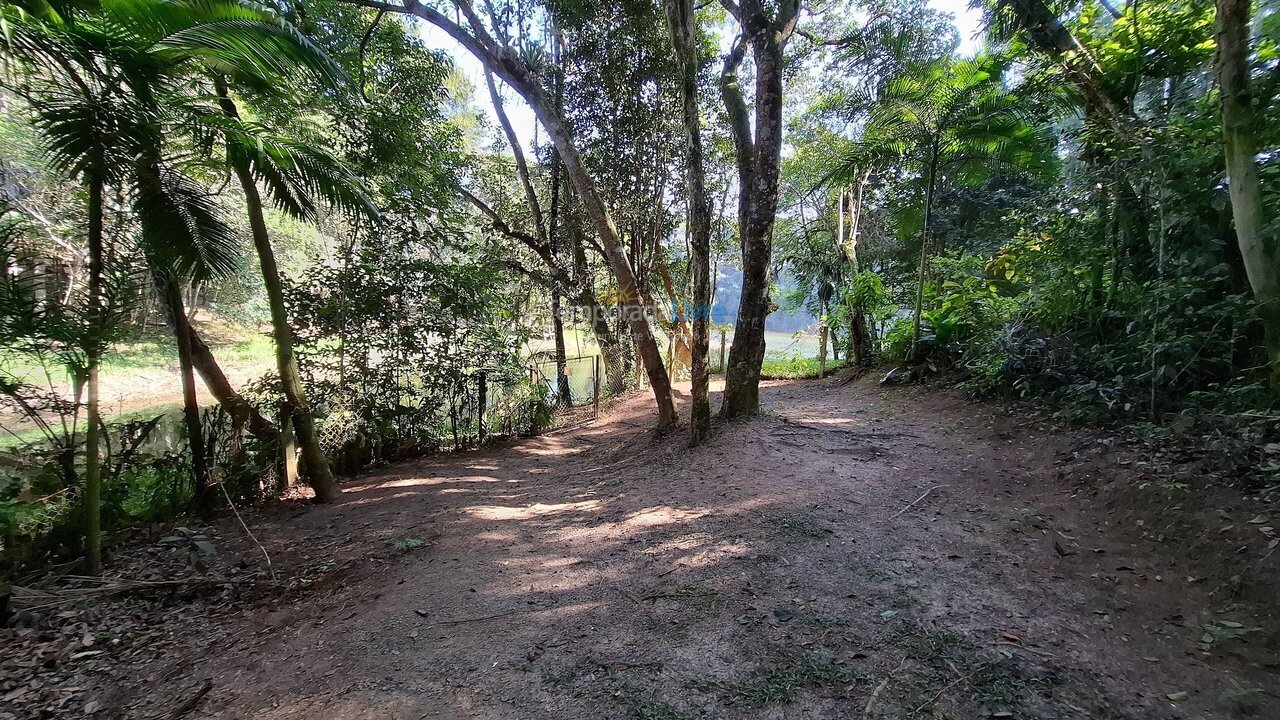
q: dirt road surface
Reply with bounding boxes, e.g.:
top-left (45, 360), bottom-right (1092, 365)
top-left (24, 378), bottom-right (1280, 719)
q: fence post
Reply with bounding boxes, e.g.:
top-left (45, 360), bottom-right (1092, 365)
top-left (819, 323), bottom-right (828, 378)
top-left (477, 370), bottom-right (487, 445)
top-left (594, 354), bottom-right (601, 421)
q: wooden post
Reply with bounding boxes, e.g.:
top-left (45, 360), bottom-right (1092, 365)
top-left (477, 371), bottom-right (488, 445)
top-left (819, 324), bottom-right (829, 378)
top-left (593, 354), bottom-right (601, 420)
top-left (280, 410), bottom-right (299, 493)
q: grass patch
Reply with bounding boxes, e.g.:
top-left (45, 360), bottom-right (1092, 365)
top-left (760, 355), bottom-right (824, 380)
top-left (884, 623), bottom-right (972, 664)
top-left (880, 622), bottom-right (1065, 715)
top-left (700, 655), bottom-right (864, 707)
top-left (967, 656), bottom-right (1060, 708)
top-left (775, 515), bottom-right (834, 539)
top-left (608, 684), bottom-right (697, 720)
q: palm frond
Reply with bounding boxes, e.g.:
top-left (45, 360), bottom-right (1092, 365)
top-left (222, 120), bottom-right (378, 222)
top-left (133, 162), bottom-right (241, 281)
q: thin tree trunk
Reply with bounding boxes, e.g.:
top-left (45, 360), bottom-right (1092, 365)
top-left (547, 35), bottom-right (571, 402)
top-left (1215, 0), bottom-right (1280, 386)
top-left (547, 124), bottom-right (570, 403)
top-left (215, 79), bottom-right (339, 502)
top-left (84, 176), bottom-right (104, 576)
top-left (550, 259), bottom-right (570, 403)
top-left (153, 270), bottom-right (213, 512)
top-left (909, 147), bottom-right (940, 362)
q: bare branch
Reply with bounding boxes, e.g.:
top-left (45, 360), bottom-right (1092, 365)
top-left (483, 67), bottom-right (548, 246)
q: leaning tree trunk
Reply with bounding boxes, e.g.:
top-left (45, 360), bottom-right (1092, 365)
top-left (215, 80), bottom-right (339, 502)
top-left (664, 0), bottom-right (713, 443)
top-left (484, 67), bottom-right (571, 402)
top-left (83, 175), bottom-right (104, 576)
top-left (370, 0), bottom-right (678, 428)
top-left (1216, 0), bottom-right (1280, 387)
top-left (183, 323), bottom-right (278, 442)
top-left (153, 270), bottom-right (213, 512)
top-left (535, 103), bottom-right (676, 426)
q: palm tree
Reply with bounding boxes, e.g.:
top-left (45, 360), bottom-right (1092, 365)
top-left (97, 0), bottom-right (367, 503)
top-left (0, 0), bottom-right (365, 569)
top-left (839, 55), bottom-right (1055, 360)
top-left (2, 0), bottom-right (159, 573)
top-left (208, 85), bottom-right (376, 501)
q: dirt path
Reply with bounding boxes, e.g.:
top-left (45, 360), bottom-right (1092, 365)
top-left (54, 378), bottom-right (1280, 718)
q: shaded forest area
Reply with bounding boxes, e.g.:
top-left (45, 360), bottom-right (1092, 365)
top-left (1, 0), bottom-right (1279, 715)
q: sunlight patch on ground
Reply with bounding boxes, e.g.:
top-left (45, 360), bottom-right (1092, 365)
top-left (644, 532), bottom-right (752, 568)
top-left (471, 530), bottom-right (518, 543)
top-left (523, 442), bottom-right (589, 458)
top-left (794, 416), bottom-right (861, 426)
top-left (621, 506), bottom-right (707, 528)
top-left (377, 474), bottom-right (500, 489)
top-left (470, 499), bottom-right (602, 520)
top-left (343, 474), bottom-right (501, 504)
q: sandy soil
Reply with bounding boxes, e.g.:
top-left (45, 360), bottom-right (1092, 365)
top-left (9, 376), bottom-right (1279, 719)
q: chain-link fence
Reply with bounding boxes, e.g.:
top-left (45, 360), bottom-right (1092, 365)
top-left (530, 354), bottom-right (601, 428)
top-left (311, 368), bottom-right (551, 476)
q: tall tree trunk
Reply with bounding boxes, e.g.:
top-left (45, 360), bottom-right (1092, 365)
top-left (215, 79), bottom-right (339, 502)
top-left (548, 142), bottom-right (570, 404)
top-left (547, 37), bottom-right (572, 404)
top-left (719, 38), bottom-right (773, 418)
top-left (377, 0), bottom-right (677, 428)
top-left (717, 0), bottom-right (799, 418)
top-left (1215, 0), bottom-right (1280, 386)
top-left (843, 179), bottom-right (873, 364)
top-left (664, 0), bottom-right (713, 443)
top-left (83, 176), bottom-right (104, 575)
top-left (153, 270), bottom-right (213, 512)
top-left (909, 147), bottom-right (940, 362)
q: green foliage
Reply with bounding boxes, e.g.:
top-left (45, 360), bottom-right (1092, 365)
top-left (389, 537), bottom-right (424, 552)
top-left (286, 217), bottom-right (528, 472)
top-left (882, 255), bottom-right (1016, 364)
top-left (780, 0), bottom-right (1279, 448)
